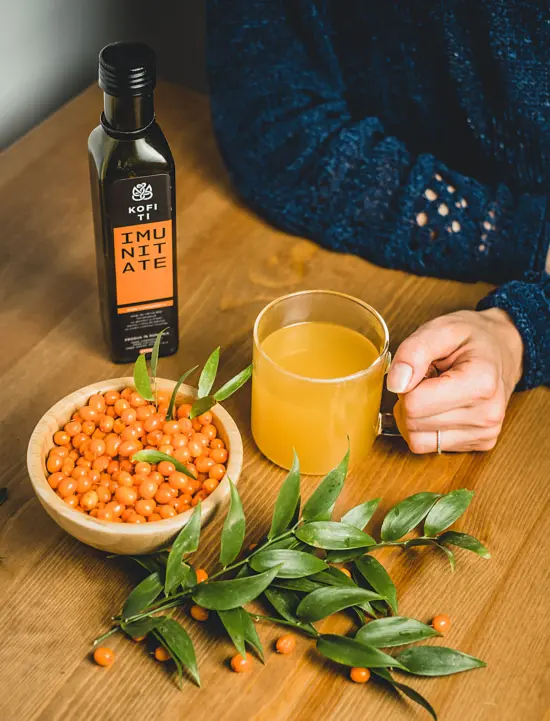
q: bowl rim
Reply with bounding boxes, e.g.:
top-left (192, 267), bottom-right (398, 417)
top-left (26, 377), bottom-right (243, 538)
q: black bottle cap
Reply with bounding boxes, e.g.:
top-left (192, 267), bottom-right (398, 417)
top-left (99, 42), bottom-right (156, 96)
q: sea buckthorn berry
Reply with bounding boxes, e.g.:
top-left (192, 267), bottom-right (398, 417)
top-left (89, 394), bottom-right (106, 413)
top-left (192, 491), bottom-right (206, 507)
top-left (105, 501), bottom-right (125, 517)
top-left (96, 507), bottom-right (114, 521)
top-left (116, 486), bottom-right (137, 506)
top-left (159, 504), bottom-right (177, 519)
top-left (191, 419), bottom-right (202, 432)
top-left (132, 635), bottom-right (146, 643)
top-left (121, 387), bottom-right (134, 400)
top-left (129, 392), bottom-right (147, 408)
top-left (135, 461), bottom-right (151, 476)
top-left (177, 403), bottom-right (192, 419)
top-left (91, 456), bottom-right (109, 473)
top-left (350, 667), bottom-right (371, 684)
top-left (148, 513), bottom-right (162, 522)
top-left (195, 455), bottom-right (215, 474)
top-left (155, 483), bottom-right (176, 504)
top-left (209, 464), bottom-right (226, 482)
top-left (71, 466), bottom-right (88, 481)
top-left (47, 454), bottom-right (64, 473)
top-left (210, 438), bottom-right (225, 450)
top-left (144, 414), bottom-right (163, 432)
top-left (157, 389), bottom-right (171, 404)
top-left (118, 440), bottom-right (139, 457)
top-left (69, 449), bottom-right (79, 461)
top-left (173, 447), bottom-right (191, 464)
top-left (121, 425), bottom-right (139, 442)
top-left (127, 512), bottom-right (146, 524)
top-left (99, 414), bottom-right (114, 433)
top-left (104, 390), bottom-right (120, 406)
top-left (77, 476), bottom-right (92, 493)
top-left (432, 614), bottom-right (451, 634)
top-left (96, 486), bottom-right (112, 504)
top-left (275, 634), bottom-right (296, 655)
top-left (80, 406), bottom-right (99, 423)
top-left (117, 471), bottom-right (134, 488)
top-left (178, 418), bottom-right (193, 434)
top-left (64, 421), bottom-right (82, 437)
top-left (171, 433), bottom-right (188, 450)
top-left (48, 472), bottom-right (66, 490)
top-left (135, 405), bottom-right (152, 422)
top-left (105, 435), bottom-right (121, 457)
top-left (100, 474), bottom-right (112, 488)
top-left (158, 461), bottom-right (175, 477)
top-left (105, 461), bottom-right (119, 476)
top-left (92, 429), bottom-right (106, 441)
top-left (203, 478), bottom-right (219, 495)
top-left (159, 434), bottom-right (172, 446)
top-left (190, 605), bottom-right (209, 622)
top-left (230, 652), bottom-right (252, 673)
top-left (114, 399), bottom-right (130, 417)
top-left (93, 647), bottom-right (115, 667)
top-left (120, 408), bottom-right (136, 425)
top-left (210, 448), bottom-right (228, 465)
top-left (158, 444), bottom-right (174, 456)
top-left (135, 499), bottom-right (156, 517)
top-left (105, 408), bottom-right (116, 418)
top-left (113, 419), bottom-right (126, 435)
top-left (53, 431), bottom-right (70, 446)
top-left (158, 404), bottom-right (169, 417)
top-left (170, 496), bottom-right (190, 513)
top-left (163, 420), bottom-right (180, 436)
top-left (120, 508), bottom-right (133, 522)
top-left (81, 491), bottom-right (99, 511)
top-left (185, 464), bottom-right (198, 480)
top-left (197, 411), bottom-right (213, 426)
top-left (64, 495), bottom-right (79, 508)
top-left (154, 645), bottom-right (171, 662)
top-left (61, 463), bottom-right (75, 476)
top-left (89, 439), bottom-right (106, 458)
top-left (119, 460), bottom-right (132, 473)
top-left (202, 424), bottom-right (217, 442)
top-left (193, 432), bottom-right (209, 448)
top-left (58, 477), bottom-right (77, 497)
top-left (188, 440), bottom-right (203, 458)
top-left (50, 445), bottom-right (70, 458)
top-left (168, 471), bottom-right (188, 491)
top-left (195, 568), bottom-right (208, 583)
top-left (147, 430), bottom-right (163, 446)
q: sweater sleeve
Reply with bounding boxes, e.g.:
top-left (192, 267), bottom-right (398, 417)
top-left (206, 0), bottom-right (549, 284)
top-left (477, 271), bottom-right (550, 389)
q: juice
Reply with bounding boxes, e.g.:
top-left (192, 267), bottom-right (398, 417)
top-left (252, 321), bottom-right (385, 474)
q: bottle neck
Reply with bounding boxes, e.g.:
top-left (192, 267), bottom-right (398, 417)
top-left (103, 93), bottom-right (154, 133)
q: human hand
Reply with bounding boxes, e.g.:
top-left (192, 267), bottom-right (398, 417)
top-left (387, 309), bottom-right (524, 453)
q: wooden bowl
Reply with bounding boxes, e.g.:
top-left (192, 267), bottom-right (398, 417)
top-left (27, 377), bottom-right (243, 555)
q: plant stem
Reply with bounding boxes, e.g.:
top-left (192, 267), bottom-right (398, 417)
top-left (93, 626), bottom-right (120, 646)
top-left (251, 614), bottom-right (320, 638)
top-left (209, 529), bottom-right (296, 581)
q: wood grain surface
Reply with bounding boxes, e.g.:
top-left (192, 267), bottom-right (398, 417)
top-left (0, 83), bottom-right (549, 721)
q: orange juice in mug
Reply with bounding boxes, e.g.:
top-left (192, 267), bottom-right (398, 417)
top-left (252, 290), bottom-right (390, 475)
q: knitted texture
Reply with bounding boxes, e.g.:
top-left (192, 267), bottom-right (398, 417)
top-left (207, 0), bottom-right (550, 387)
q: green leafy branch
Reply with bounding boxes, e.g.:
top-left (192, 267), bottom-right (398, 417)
top-left (132, 330), bottom-right (252, 421)
top-left (95, 450), bottom-right (489, 718)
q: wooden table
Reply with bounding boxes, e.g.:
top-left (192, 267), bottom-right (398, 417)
top-left (0, 83), bottom-right (548, 721)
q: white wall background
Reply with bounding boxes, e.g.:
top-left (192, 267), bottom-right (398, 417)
top-left (0, 0), bottom-right (207, 149)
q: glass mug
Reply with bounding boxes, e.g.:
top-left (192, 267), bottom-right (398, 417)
top-left (252, 290), bottom-right (398, 475)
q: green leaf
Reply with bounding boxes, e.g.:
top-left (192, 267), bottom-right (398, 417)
top-left (165, 503), bottom-right (202, 595)
top-left (373, 669), bottom-right (437, 721)
top-left (133, 353), bottom-right (154, 402)
top-left (340, 499), bottom-right (380, 530)
top-left (151, 328), bottom-right (168, 382)
top-left (121, 616), bottom-right (162, 639)
top-left (198, 347), bottom-right (220, 398)
top-left (296, 586), bottom-right (385, 623)
top-left (124, 554), bottom-right (164, 576)
top-left (122, 571), bottom-right (163, 620)
top-left (302, 447), bottom-right (349, 521)
top-left (273, 578), bottom-right (322, 593)
top-left (218, 608), bottom-right (246, 657)
top-left (316, 635), bottom-right (405, 669)
top-left (405, 538), bottom-right (456, 571)
top-left (296, 521), bottom-right (375, 550)
top-left (220, 480), bottom-right (246, 567)
top-left (325, 549), bottom-right (365, 564)
top-left (165, 366), bottom-right (199, 421)
top-left (397, 646), bottom-right (486, 676)
top-left (424, 489), bottom-right (474, 537)
top-left (180, 564), bottom-right (198, 590)
top-left (156, 617), bottom-right (200, 686)
top-left (269, 451), bottom-right (301, 539)
top-left (264, 586), bottom-right (301, 623)
top-left (192, 566), bottom-right (282, 611)
top-left (132, 450), bottom-right (196, 480)
top-left (438, 531), bottom-right (491, 559)
top-left (354, 556), bottom-right (398, 614)
top-left (356, 617), bottom-right (440, 648)
top-left (214, 364), bottom-right (253, 402)
top-left (311, 567), bottom-right (356, 587)
top-left (380, 493), bottom-right (441, 542)
top-left (242, 610), bottom-right (264, 661)
top-left (190, 395), bottom-right (216, 420)
top-left (250, 549), bottom-right (327, 578)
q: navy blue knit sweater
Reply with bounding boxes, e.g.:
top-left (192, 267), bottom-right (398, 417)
top-left (207, 0), bottom-right (550, 389)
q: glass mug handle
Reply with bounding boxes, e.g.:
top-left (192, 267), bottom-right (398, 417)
top-left (377, 355), bottom-right (439, 438)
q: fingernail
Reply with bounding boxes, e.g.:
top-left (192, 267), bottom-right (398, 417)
top-left (387, 362), bottom-right (413, 394)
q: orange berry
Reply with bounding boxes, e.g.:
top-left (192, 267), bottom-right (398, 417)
top-left (209, 464), bottom-right (226, 482)
top-left (81, 490), bottom-right (99, 511)
top-left (144, 414), bottom-right (163, 432)
top-left (195, 568), bottom-right (208, 583)
top-left (132, 635), bottom-right (146, 642)
top-left (201, 424), bottom-right (218, 442)
top-left (139, 479), bottom-right (159, 500)
top-left (121, 508), bottom-right (134, 522)
top-left (158, 504), bottom-right (177, 519)
top-left (121, 408), bottom-right (137, 425)
top-left (350, 667), bottom-right (371, 684)
top-left (177, 403), bottom-right (192, 419)
top-left (88, 394), bottom-right (106, 413)
top-left (64, 421), bottom-right (82, 437)
top-left (64, 494), bottom-right (79, 508)
top-left (173, 446), bottom-right (191, 464)
top-left (89, 439), bottom-right (106, 457)
top-left (99, 415), bottom-right (114, 433)
top-left (210, 438), bottom-right (225, 450)
top-left (135, 461), bottom-right (152, 476)
top-left (121, 425), bottom-right (139, 442)
top-left (80, 406), bottom-right (98, 422)
top-left (187, 440), bottom-right (202, 458)
top-left (92, 455), bottom-right (110, 472)
top-left (168, 471), bottom-right (188, 491)
top-left (197, 411), bottom-right (213, 426)
top-left (104, 434), bottom-right (121, 457)
top-left (50, 445), bottom-right (70, 458)
top-left (148, 513), bottom-right (162, 522)
top-left (230, 652), bottom-right (252, 673)
top-left (116, 486), bottom-right (137, 506)
top-left (163, 420), bottom-right (180, 436)
top-left (339, 567), bottom-right (352, 578)
top-left (53, 430), bottom-right (71, 446)
top-left (96, 507), bottom-right (114, 521)
top-left (158, 444), bottom-right (174, 456)
top-left (96, 486), bottom-right (112, 504)
top-left (193, 432), bottom-right (209, 448)
top-left (135, 499), bottom-right (156, 517)
top-left (58, 477), bottom-right (77, 498)
top-left (118, 440), bottom-right (139, 457)
top-left (114, 399), bottom-right (130, 417)
top-left (432, 614), bottom-right (451, 634)
top-left (178, 417), bottom-right (193, 434)
top-left (93, 647), bottom-right (115, 667)
top-left (191, 491), bottom-right (206, 507)
top-left (129, 392), bottom-right (147, 408)
top-left (77, 476), bottom-right (92, 493)
top-left (104, 390), bottom-right (120, 406)
top-left (154, 645), bottom-right (171, 662)
top-left (210, 448), bottom-right (228, 464)
top-left (158, 461), bottom-right (176, 477)
top-left (48, 471), bottom-right (66, 490)
top-left (127, 513), bottom-right (147, 524)
top-left (113, 419), bottom-right (126, 435)
top-left (195, 455), bottom-right (215, 474)
top-left (192, 419), bottom-right (202, 432)
top-left (275, 634), bottom-right (296, 655)
top-left (147, 430), bottom-right (163, 446)
top-left (203, 478), bottom-right (219, 495)
top-left (171, 433), bottom-right (188, 450)
top-left (155, 483), bottom-right (176, 505)
top-left (47, 454), bottom-right (64, 473)
top-left (105, 501), bottom-right (125, 517)
top-left (190, 605), bottom-right (209, 622)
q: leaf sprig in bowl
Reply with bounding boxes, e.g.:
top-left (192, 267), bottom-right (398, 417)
top-left (94, 449), bottom-right (490, 720)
